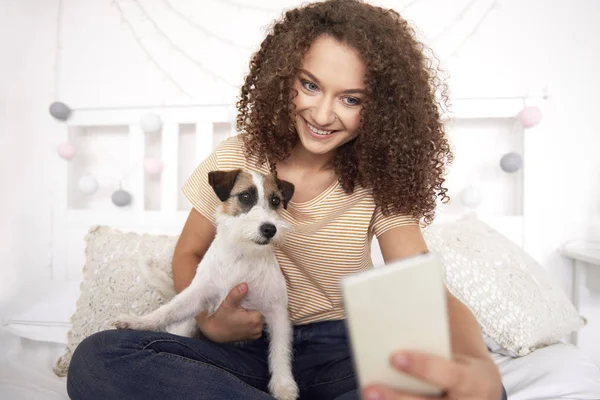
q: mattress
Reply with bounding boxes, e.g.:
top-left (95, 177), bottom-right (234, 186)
top-left (1, 329), bottom-right (599, 400)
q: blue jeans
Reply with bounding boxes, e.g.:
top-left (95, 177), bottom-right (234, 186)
top-left (67, 320), bottom-right (508, 400)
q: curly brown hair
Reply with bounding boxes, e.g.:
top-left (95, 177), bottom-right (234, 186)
top-left (236, 0), bottom-right (452, 225)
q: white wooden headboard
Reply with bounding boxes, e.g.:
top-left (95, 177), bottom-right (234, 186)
top-left (51, 96), bottom-right (546, 280)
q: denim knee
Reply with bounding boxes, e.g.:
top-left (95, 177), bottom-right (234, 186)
top-left (70, 330), bottom-right (111, 364)
top-left (66, 330), bottom-right (120, 397)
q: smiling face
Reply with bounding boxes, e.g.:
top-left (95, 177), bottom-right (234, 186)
top-left (291, 35), bottom-right (366, 157)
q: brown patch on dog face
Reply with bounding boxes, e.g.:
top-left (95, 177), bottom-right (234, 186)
top-left (208, 170), bottom-right (241, 202)
top-left (232, 171), bottom-right (255, 191)
top-left (263, 175), bottom-right (295, 210)
top-left (220, 171), bottom-right (258, 216)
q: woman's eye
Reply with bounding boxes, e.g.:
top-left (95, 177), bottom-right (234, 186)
top-left (302, 81), bottom-right (319, 92)
top-left (271, 196), bottom-right (281, 206)
top-left (343, 96), bottom-right (361, 106)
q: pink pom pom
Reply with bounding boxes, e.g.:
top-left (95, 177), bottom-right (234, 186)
top-left (144, 157), bottom-right (164, 176)
top-left (519, 106), bottom-right (543, 128)
top-left (57, 142), bottom-right (76, 160)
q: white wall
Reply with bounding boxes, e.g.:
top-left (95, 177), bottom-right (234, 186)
top-left (0, 0), bottom-right (59, 306)
top-left (1, 0), bottom-right (599, 312)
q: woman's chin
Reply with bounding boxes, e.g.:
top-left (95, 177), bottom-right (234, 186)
top-left (297, 134), bottom-right (337, 156)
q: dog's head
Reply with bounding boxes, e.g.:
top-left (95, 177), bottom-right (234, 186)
top-left (208, 169), bottom-right (294, 246)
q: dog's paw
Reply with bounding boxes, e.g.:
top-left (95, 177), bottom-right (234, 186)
top-left (111, 314), bottom-right (135, 329)
top-left (269, 375), bottom-right (299, 400)
top-left (111, 314), bottom-right (149, 331)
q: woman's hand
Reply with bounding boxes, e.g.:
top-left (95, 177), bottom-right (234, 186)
top-left (362, 351), bottom-right (503, 400)
top-left (196, 283), bottom-right (265, 343)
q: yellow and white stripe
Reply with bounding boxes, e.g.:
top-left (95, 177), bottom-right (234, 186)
top-left (182, 135), bottom-right (417, 325)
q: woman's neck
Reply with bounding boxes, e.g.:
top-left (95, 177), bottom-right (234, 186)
top-left (282, 143), bottom-right (335, 173)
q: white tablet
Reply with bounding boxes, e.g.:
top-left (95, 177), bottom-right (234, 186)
top-left (341, 252), bottom-right (451, 396)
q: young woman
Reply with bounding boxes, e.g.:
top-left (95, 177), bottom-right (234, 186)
top-left (67, 1), bottom-right (506, 399)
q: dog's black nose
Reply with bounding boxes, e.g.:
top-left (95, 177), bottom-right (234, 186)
top-left (260, 223), bottom-right (277, 239)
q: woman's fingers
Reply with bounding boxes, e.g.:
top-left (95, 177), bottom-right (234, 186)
top-left (363, 385), bottom-right (434, 400)
top-left (390, 351), bottom-right (463, 391)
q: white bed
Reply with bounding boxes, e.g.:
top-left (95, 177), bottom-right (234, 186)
top-left (2, 100), bottom-right (600, 400)
top-left (2, 325), bottom-right (600, 400)
top-left (0, 331), bottom-right (67, 400)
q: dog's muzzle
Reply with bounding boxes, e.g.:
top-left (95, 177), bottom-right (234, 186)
top-left (260, 223), bottom-right (277, 239)
top-left (254, 223), bottom-right (278, 245)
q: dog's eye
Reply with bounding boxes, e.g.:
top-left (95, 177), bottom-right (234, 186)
top-left (239, 193), bottom-right (251, 203)
top-left (271, 196), bottom-right (281, 207)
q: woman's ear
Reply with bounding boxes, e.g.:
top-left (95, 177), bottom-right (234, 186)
top-left (276, 179), bottom-right (295, 209)
top-left (208, 170), bottom-right (242, 202)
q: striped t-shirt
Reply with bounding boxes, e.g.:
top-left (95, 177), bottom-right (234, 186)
top-left (182, 135), bottom-right (417, 325)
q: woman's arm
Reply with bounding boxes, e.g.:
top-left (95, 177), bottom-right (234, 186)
top-left (172, 208), bottom-right (216, 293)
top-left (367, 224), bottom-right (503, 399)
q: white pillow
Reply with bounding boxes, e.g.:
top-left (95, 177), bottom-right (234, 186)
top-left (422, 215), bottom-right (585, 356)
top-left (53, 225), bottom-right (178, 377)
top-left (1, 279), bottom-right (80, 344)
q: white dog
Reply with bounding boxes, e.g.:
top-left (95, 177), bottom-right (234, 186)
top-left (113, 169), bottom-right (298, 400)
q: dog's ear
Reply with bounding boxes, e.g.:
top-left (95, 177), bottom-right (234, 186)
top-left (276, 178), bottom-right (295, 210)
top-left (208, 170), bottom-right (242, 202)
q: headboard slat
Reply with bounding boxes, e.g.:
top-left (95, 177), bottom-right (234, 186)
top-left (161, 122), bottom-right (179, 212)
top-left (195, 121), bottom-right (214, 165)
top-left (127, 124), bottom-right (145, 212)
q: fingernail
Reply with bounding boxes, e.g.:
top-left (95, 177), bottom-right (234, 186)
top-left (238, 284), bottom-right (246, 294)
top-left (366, 390), bottom-right (383, 400)
top-left (392, 353), bottom-right (410, 369)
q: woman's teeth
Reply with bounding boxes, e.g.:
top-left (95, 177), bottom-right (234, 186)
top-left (307, 122), bottom-right (334, 136)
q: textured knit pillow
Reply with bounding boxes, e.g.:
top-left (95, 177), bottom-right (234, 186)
top-left (53, 226), bottom-right (178, 377)
top-left (422, 215), bottom-right (584, 356)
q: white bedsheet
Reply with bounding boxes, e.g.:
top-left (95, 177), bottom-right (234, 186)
top-left (0, 330), bottom-right (68, 400)
top-left (1, 329), bottom-right (599, 400)
top-left (493, 341), bottom-right (600, 400)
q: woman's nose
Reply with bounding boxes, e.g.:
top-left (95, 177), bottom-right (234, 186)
top-left (312, 98), bottom-right (336, 127)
